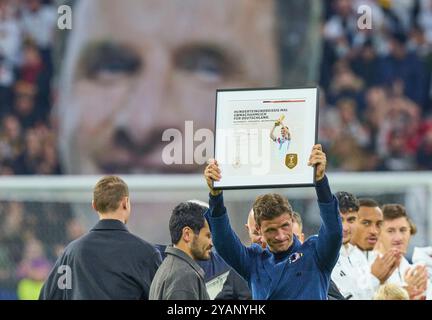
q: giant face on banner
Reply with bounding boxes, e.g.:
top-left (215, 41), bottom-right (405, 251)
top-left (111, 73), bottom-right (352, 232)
top-left (56, 0), bottom-right (320, 174)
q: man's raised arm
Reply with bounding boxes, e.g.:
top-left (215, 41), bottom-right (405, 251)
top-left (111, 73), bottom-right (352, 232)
top-left (308, 145), bottom-right (342, 273)
top-left (269, 121), bottom-right (279, 142)
top-left (204, 160), bottom-right (252, 281)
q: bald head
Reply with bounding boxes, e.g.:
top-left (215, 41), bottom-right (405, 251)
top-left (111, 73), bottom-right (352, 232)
top-left (247, 209), bottom-right (255, 229)
top-left (245, 209), bottom-right (265, 248)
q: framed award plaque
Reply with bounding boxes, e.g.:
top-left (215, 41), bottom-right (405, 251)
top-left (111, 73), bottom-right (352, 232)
top-left (213, 87), bottom-right (319, 190)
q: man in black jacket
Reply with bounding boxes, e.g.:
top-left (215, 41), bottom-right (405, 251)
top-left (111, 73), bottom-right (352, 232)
top-left (39, 176), bottom-right (161, 299)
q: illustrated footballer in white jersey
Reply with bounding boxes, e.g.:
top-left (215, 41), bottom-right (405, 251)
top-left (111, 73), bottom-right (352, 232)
top-left (270, 116), bottom-right (291, 160)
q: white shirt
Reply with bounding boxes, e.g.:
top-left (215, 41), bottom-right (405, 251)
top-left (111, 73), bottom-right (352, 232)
top-left (21, 5), bottom-right (57, 48)
top-left (0, 17), bottom-right (21, 64)
top-left (386, 256), bottom-right (411, 287)
top-left (331, 244), bottom-right (379, 300)
top-left (391, 252), bottom-right (431, 300)
top-left (412, 246), bottom-right (432, 279)
top-left (275, 137), bottom-right (291, 160)
top-left (362, 249), bottom-right (378, 265)
top-left (412, 247), bottom-right (432, 300)
top-left (371, 250), bottom-right (430, 300)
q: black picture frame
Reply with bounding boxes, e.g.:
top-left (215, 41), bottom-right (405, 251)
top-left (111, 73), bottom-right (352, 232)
top-left (213, 86), bottom-right (319, 190)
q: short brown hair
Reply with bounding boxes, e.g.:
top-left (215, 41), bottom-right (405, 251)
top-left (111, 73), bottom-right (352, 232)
top-left (382, 204), bottom-right (417, 235)
top-left (93, 176), bottom-right (129, 213)
top-left (253, 193), bottom-right (292, 226)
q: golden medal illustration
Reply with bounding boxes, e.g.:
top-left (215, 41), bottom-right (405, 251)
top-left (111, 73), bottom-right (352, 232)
top-left (285, 153), bottom-right (298, 169)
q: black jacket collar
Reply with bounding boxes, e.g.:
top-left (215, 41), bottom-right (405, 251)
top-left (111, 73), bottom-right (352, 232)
top-left (91, 219), bottom-right (128, 232)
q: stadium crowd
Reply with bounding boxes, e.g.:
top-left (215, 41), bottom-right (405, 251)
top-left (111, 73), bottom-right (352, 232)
top-left (0, 0), bottom-right (432, 300)
top-left (320, 0), bottom-right (432, 171)
top-left (0, 0), bottom-right (69, 299)
top-left (0, 0), bottom-right (60, 175)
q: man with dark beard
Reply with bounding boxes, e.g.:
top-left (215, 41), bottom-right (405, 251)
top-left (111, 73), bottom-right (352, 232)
top-left (149, 202), bottom-right (213, 300)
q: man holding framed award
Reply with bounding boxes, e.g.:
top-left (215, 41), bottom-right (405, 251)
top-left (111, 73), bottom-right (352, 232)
top-left (203, 144), bottom-right (343, 300)
top-left (214, 87), bottom-right (319, 189)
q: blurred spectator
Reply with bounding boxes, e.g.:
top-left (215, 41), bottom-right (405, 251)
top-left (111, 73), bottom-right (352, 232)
top-left (0, 250), bottom-right (15, 299)
top-left (17, 40), bottom-right (52, 116)
top-left (0, 0), bottom-right (22, 65)
top-left (12, 80), bottom-right (40, 129)
top-left (381, 129), bottom-right (416, 170)
top-left (377, 32), bottom-right (428, 108)
top-left (407, 24), bottom-right (432, 58)
top-left (318, 88), bottom-right (340, 151)
top-left (329, 135), bottom-right (366, 171)
top-left (336, 98), bottom-right (370, 147)
top-left (417, 0), bottom-right (432, 45)
top-left (363, 86), bottom-right (390, 152)
top-left (0, 56), bottom-right (14, 112)
top-left (21, 0), bottom-right (56, 48)
top-left (0, 202), bottom-right (25, 299)
top-left (0, 161), bottom-right (14, 174)
top-left (380, 0), bottom-right (417, 34)
top-left (0, 114), bottom-right (23, 163)
top-left (19, 41), bottom-right (43, 84)
top-left (0, 0), bottom-right (19, 115)
top-left (17, 238), bottom-right (46, 275)
top-left (324, 0), bottom-right (363, 56)
top-left (39, 137), bottom-right (60, 174)
top-left (416, 124), bottom-right (432, 169)
top-left (381, 89), bottom-right (422, 155)
top-left (20, 0), bottom-right (56, 72)
top-left (14, 237), bottom-right (48, 300)
top-left (14, 128), bottom-right (44, 174)
top-left (329, 60), bottom-right (365, 105)
top-left (65, 217), bottom-right (85, 243)
top-left (351, 40), bottom-right (381, 89)
top-left (16, 257), bottom-right (51, 300)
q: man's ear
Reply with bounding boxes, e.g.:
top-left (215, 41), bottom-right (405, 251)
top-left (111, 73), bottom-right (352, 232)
top-left (126, 197), bottom-right (131, 211)
top-left (91, 200), bottom-right (97, 211)
top-left (121, 196), bottom-right (128, 210)
top-left (182, 227), bottom-right (193, 243)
